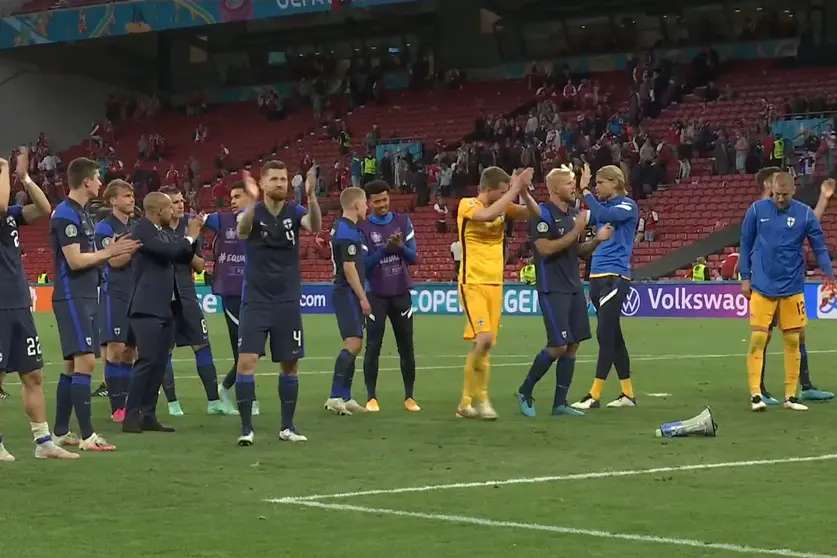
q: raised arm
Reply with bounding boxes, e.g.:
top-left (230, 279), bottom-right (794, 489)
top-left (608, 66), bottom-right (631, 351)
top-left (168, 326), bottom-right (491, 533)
top-left (95, 221), bottom-right (131, 270)
top-left (506, 168), bottom-right (541, 219)
top-left (0, 158), bottom-right (10, 215)
top-left (16, 147), bottom-right (50, 223)
top-left (814, 178), bottom-right (835, 221)
top-left (237, 173), bottom-right (259, 239)
top-left (300, 167), bottom-right (322, 233)
top-left (582, 193), bottom-right (637, 224)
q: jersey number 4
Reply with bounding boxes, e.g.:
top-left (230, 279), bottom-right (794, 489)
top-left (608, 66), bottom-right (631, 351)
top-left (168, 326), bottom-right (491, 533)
top-left (292, 329), bottom-right (302, 348)
top-left (286, 230), bottom-right (296, 245)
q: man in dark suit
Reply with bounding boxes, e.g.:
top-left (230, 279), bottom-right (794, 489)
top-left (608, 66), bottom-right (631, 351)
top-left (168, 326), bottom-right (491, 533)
top-left (122, 192), bottom-right (202, 433)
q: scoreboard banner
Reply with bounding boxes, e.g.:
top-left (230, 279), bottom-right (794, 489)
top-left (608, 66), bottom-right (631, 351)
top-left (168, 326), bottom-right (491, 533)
top-left (27, 282), bottom-right (830, 319)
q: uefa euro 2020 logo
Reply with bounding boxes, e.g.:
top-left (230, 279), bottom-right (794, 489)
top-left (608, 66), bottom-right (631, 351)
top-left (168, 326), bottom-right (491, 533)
top-left (817, 285), bottom-right (837, 319)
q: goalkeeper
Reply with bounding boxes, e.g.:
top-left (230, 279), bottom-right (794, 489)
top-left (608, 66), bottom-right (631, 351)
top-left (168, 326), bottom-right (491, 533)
top-left (740, 172), bottom-right (836, 412)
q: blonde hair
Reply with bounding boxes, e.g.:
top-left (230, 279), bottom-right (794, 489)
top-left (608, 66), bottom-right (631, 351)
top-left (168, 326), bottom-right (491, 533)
top-left (103, 179), bottom-right (133, 205)
top-left (340, 186), bottom-right (366, 209)
top-left (479, 166), bottom-right (512, 192)
top-left (546, 166), bottom-right (574, 184)
top-left (596, 165), bottom-right (627, 194)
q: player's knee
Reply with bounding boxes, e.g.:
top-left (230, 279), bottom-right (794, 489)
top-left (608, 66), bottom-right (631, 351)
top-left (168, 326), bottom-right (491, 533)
top-left (782, 330), bottom-right (801, 351)
top-left (237, 353), bottom-right (259, 374)
top-left (474, 333), bottom-right (493, 353)
top-left (799, 328), bottom-right (806, 343)
top-left (122, 346), bottom-right (137, 364)
top-left (280, 361), bottom-right (299, 376)
top-left (344, 337), bottom-right (362, 356)
top-left (545, 346), bottom-right (565, 360)
top-left (192, 343), bottom-right (209, 352)
top-left (564, 343), bottom-right (580, 358)
top-left (106, 343), bottom-right (126, 363)
top-left (74, 354), bottom-right (96, 373)
top-left (749, 329), bottom-right (769, 353)
top-left (20, 370), bottom-right (44, 389)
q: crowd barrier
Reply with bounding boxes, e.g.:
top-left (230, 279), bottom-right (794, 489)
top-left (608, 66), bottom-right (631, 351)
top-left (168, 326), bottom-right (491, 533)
top-left (28, 282), bottom-right (837, 320)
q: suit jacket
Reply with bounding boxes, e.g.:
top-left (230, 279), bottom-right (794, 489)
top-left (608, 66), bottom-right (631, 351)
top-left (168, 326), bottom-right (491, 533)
top-left (128, 218), bottom-right (195, 319)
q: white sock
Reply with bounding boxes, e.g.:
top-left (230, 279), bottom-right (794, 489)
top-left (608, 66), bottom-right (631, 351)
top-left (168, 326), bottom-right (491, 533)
top-left (30, 422), bottom-right (50, 442)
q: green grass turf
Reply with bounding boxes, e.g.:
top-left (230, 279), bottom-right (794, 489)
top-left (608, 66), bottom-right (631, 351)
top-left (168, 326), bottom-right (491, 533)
top-left (1, 314), bottom-right (836, 558)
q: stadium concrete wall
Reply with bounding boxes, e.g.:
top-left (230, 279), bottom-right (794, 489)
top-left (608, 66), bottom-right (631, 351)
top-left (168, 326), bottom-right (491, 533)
top-left (0, 60), bottom-right (112, 153)
top-left (28, 283), bottom-right (835, 320)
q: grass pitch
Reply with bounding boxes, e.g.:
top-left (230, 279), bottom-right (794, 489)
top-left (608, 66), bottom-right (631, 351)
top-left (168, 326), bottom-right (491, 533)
top-left (1, 314), bottom-right (836, 558)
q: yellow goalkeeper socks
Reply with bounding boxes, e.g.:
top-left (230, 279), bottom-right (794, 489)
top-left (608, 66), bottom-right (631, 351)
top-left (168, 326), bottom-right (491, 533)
top-left (590, 378), bottom-right (605, 401)
top-left (747, 330), bottom-right (769, 396)
top-left (475, 352), bottom-right (491, 403)
top-left (460, 351), bottom-right (478, 408)
top-left (783, 331), bottom-right (801, 400)
top-left (620, 379), bottom-right (635, 399)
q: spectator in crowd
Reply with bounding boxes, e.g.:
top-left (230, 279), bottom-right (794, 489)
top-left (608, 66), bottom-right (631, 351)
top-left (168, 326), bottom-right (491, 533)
top-left (735, 132), bottom-right (750, 174)
top-left (519, 258), bottom-right (536, 285)
top-left (450, 238), bottom-right (462, 280)
top-left (212, 181), bottom-right (226, 208)
top-left (690, 257), bottom-right (709, 281)
top-left (721, 251), bottom-right (740, 280)
top-left (433, 196), bottom-right (449, 233)
top-left (639, 202), bottom-right (659, 242)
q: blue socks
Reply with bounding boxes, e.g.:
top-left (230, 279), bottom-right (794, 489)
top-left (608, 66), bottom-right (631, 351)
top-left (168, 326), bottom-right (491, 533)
top-left (331, 349), bottom-right (356, 400)
top-left (554, 356), bottom-right (576, 408)
top-left (278, 374), bottom-right (298, 431)
top-left (519, 350), bottom-right (557, 398)
top-left (71, 374), bottom-right (94, 439)
top-left (195, 346), bottom-right (219, 402)
top-left (104, 361), bottom-right (131, 413)
top-left (162, 357), bottom-right (177, 403)
top-left (54, 374), bottom-right (73, 436)
top-left (236, 374), bottom-right (255, 434)
top-left (799, 342), bottom-right (811, 389)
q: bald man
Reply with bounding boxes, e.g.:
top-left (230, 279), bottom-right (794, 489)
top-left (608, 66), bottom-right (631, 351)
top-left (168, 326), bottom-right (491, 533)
top-left (122, 192), bottom-right (203, 434)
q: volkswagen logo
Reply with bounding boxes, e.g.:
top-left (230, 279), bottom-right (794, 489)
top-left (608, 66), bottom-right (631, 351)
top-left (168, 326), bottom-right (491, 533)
top-left (621, 287), bottom-right (641, 317)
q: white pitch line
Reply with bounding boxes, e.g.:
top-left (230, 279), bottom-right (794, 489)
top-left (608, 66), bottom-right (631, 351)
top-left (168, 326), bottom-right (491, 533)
top-left (268, 453), bottom-right (837, 502)
top-left (7, 349), bottom-right (837, 387)
top-left (277, 500), bottom-right (836, 558)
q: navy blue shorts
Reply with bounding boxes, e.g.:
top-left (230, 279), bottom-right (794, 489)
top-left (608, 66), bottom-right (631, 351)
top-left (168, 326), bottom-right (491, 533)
top-left (53, 298), bottom-right (100, 359)
top-left (174, 298), bottom-right (209, 347)
top-left (98, 293), bottom-right (134, 345)
top-left (538, 290), bottom-right (592, 348)
top-left (238, 300), bottom-right (304, 362)
top-left (0, 308), bottom-right (44, 374)
top-left (333, 288), bottom-right (364, 340)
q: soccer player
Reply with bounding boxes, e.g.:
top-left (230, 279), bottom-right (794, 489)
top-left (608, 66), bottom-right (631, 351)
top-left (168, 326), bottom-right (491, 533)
top-left (740, 171), bottom-right (836, 412)
top-left (158, 186), bottom-right (227, 416)
top-left (94, 179), bottom-right (139, 423)
top-left (0, 151), bottom-right (77, 461)
top-left (517, 166), bottom-right (612, 417)
top-left (455, 167), bottom-right (541, 420)
top-left (235, 162), bottom-right (321, 445)
top-left (50, 157), bottom-right (139, 451)
top-left (572, 164), bottom-right (639, 410)
top-left (356, 180), bottom-right (420, 412)
top-left (203, 182), bottom-right (258, 416)
top-left (325, 187), bottom-right (372, 416)
top-left (755, 168), bottom-right (835, 403)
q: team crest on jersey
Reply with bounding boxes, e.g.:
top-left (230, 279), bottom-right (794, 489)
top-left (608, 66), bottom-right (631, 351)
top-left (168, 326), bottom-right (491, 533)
top-left (536, 222), bottom-right (549, 233)
top-left (283, 218), bottom-right (293, 230)
top-left (65, 224), bottom-right (78, 238)
top-left (225, 227), bottom-right (237, 240)
top-left (370, 231), bottom-right (382, 244)
top-left (114, 327), bottom-right (121, 335)
top-left (6, 216), bottom-right (15, 227)
top-left (102, 237), bottom-right (112, 247)
top-left (787, 217), bottom-right (795, 227)
top-left (558, 227), bottom-right (565, 235)
top-left (85, 336), bottom-right (92, 346)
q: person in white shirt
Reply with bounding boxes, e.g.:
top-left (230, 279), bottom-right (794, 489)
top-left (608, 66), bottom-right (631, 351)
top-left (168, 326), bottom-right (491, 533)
top-left (450, 239), bottom-right (462, 280)
top-left (292, 172), bottom-right (304, 203)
